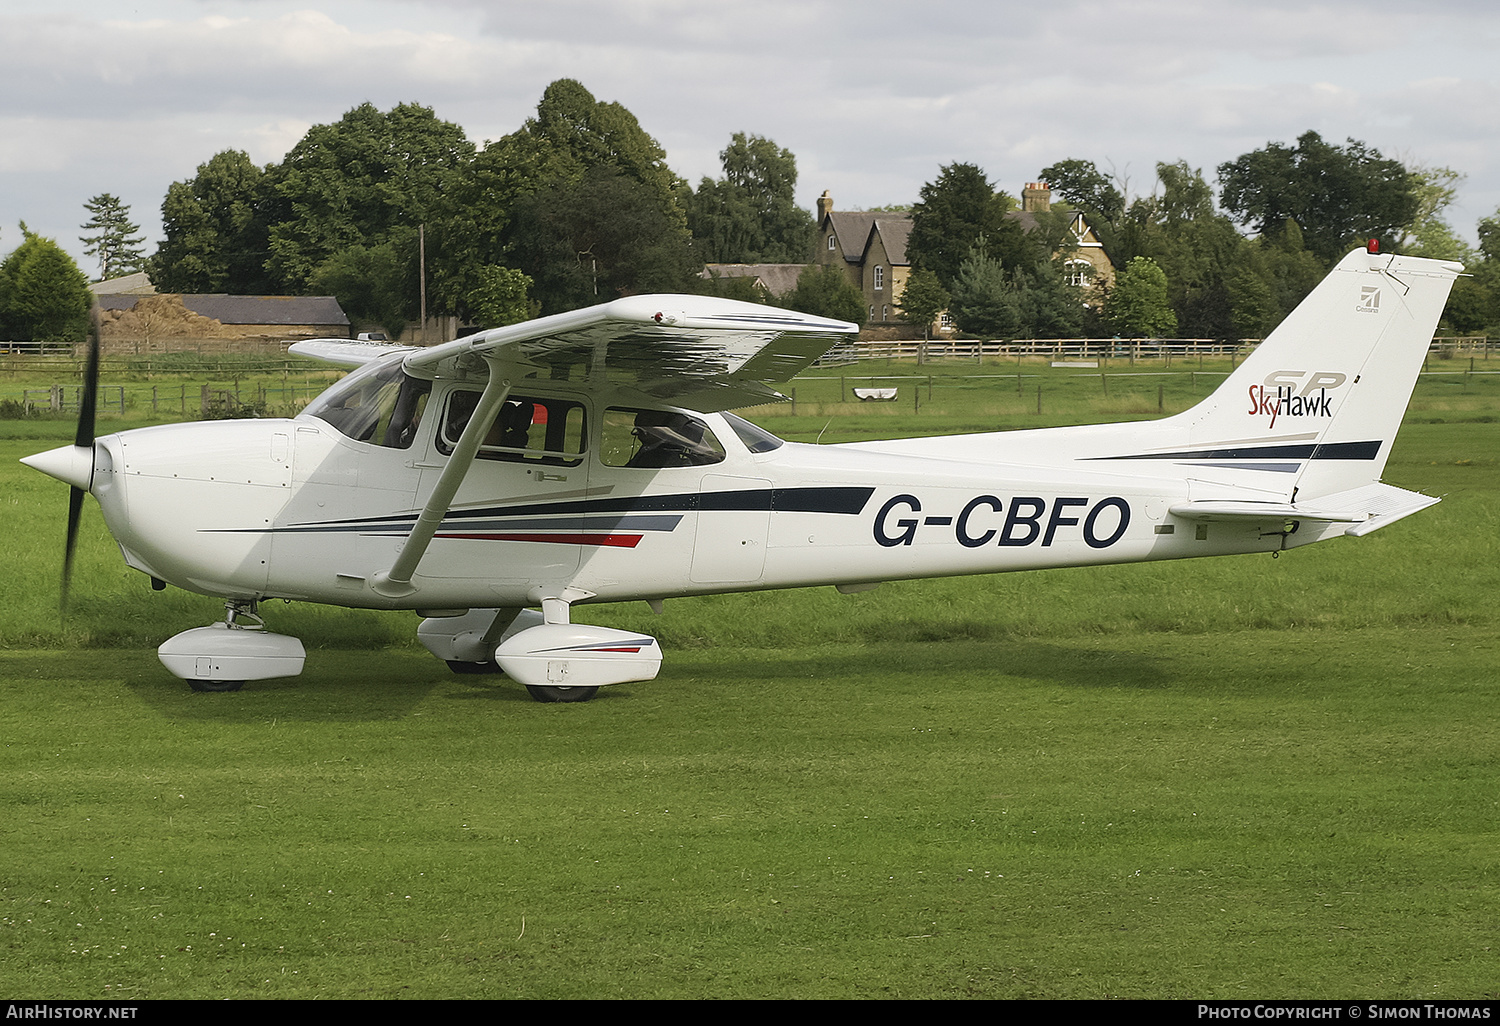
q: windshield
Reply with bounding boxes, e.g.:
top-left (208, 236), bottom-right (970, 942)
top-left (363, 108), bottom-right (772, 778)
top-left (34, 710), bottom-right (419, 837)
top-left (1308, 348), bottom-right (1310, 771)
top-left (304, 357), bottom-right (432, 448)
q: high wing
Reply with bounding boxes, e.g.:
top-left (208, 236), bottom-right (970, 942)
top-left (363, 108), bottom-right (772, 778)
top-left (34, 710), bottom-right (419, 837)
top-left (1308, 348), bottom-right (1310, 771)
top-left (287, 338), bottom-right (419, 368)
top-left (400, 295), bottom-right (857, 411)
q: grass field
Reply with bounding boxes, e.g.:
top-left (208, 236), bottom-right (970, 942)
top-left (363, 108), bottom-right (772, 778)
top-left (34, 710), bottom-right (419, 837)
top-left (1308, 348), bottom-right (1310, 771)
top-left (2, 355), bottom-right (1497, 998)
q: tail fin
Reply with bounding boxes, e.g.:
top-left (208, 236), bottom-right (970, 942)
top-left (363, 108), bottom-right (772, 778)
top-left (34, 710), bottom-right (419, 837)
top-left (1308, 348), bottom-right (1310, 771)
top-left (1168, 247), bottom-right (1462, 500)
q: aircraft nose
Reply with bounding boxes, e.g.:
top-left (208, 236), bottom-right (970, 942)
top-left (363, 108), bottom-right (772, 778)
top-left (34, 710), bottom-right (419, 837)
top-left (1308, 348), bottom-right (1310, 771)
top-left (20, 444), bottom-right (96, 491)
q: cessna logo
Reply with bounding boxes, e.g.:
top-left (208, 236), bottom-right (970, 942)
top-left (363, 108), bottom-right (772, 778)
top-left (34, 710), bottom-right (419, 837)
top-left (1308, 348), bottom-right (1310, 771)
top-left (874, 494), bottom-right (1131, 550)
top-left (1358, 286), bottom-right (1381, 313)
top-left (1249, 371), bottom-right (1347, 428)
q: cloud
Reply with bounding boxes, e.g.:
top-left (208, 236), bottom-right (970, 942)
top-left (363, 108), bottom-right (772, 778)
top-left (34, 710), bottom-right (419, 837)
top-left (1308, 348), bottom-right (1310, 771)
top-left (3, 0), bottom-right (1498, 266)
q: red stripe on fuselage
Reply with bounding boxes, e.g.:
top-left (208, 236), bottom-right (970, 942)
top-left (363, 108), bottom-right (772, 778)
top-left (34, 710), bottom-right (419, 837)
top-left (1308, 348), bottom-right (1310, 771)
top-left (434, 532), bottom-right (643, 548)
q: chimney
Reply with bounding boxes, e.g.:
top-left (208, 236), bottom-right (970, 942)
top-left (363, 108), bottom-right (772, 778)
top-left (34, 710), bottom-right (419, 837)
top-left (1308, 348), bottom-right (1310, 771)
top-left (817, 190), bottom-right (834, 222)
top-left (1022, 182), bottom-right (1051, 213)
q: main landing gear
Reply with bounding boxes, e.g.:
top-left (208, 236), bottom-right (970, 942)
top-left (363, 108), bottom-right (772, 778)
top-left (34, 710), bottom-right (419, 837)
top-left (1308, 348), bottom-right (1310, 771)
top-left (418, 601), bottom-right (661, 703)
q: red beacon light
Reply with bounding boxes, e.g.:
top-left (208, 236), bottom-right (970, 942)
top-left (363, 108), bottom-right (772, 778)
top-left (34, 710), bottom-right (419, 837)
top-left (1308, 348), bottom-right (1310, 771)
top-left (1367, 238), bottom-right (1380, 254)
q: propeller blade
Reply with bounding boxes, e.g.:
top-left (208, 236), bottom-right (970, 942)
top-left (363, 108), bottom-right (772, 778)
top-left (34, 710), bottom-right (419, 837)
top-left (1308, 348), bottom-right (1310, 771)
top-left (61, 312), bottom-right (101, 610)
top-left (63, 485), bottom-right (85, 611)
top-left (75, 308), bottom-right (100, 449)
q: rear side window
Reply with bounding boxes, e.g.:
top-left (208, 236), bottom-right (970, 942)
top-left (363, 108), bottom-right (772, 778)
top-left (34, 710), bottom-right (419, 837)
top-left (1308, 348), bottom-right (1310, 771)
top-left (600, 407), bottom-right (725, 468)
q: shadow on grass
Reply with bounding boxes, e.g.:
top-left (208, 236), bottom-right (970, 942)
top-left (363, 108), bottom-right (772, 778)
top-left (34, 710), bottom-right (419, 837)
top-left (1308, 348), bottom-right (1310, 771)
top-left (0, 629), bottom-right (1284, 728)
top-left (663, 637), bottom-right (1175, 692)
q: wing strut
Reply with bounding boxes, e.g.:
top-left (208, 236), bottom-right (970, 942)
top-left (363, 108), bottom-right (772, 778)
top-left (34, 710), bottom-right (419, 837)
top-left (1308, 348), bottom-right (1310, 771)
top-left (371, 363), bottom-right (512, 598)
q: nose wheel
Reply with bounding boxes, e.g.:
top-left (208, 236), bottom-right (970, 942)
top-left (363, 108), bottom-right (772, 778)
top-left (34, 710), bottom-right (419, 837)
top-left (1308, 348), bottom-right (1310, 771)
top-left (158, 600), bottom-right (306, 692)
top-left (525, 685), bottom-right (599, 703)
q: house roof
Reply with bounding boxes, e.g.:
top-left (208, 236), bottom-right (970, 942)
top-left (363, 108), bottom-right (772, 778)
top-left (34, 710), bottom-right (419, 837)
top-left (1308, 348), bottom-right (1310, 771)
top-left (824, 211), bottom-right (912, 266)
top-left (97, 294), bottom-right (349, 327)
top-left (868, 217), bottom-right (911, 265)
top-left (89, 271), bottom-right (155, 296)
top-left (701, 263), bottom-right (805, 298)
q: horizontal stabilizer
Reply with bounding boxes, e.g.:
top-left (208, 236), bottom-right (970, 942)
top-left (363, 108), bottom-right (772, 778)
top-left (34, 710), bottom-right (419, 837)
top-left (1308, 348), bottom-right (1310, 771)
top-left (1169, 483), bottom-right (1439, 536)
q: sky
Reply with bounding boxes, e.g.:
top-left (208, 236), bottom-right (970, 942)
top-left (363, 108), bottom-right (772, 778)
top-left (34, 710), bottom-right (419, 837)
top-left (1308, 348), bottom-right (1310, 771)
top-left (4, 0), bottom-right (1499, 278)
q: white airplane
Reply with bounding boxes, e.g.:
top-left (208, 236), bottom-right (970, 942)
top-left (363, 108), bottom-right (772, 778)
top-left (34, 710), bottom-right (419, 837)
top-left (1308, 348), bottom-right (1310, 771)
top-left (23, 245), bottom-right (1459, 701)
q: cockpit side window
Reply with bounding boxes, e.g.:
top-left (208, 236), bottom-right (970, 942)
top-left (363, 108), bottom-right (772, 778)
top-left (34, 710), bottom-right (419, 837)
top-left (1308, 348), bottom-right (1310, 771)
top-left (600, 408), bottom-right (726, 468)
top-left (438, 390), bottom-right (586, 467)
top-left (304, 358), bottom-right (431, 449)
top-left (720, 411), bottom-right (784, 453)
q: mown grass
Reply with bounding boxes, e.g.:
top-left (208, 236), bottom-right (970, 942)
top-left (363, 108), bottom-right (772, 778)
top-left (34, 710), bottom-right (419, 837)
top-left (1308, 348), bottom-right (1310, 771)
top-left (2, 355), bottom-right (1498, 998)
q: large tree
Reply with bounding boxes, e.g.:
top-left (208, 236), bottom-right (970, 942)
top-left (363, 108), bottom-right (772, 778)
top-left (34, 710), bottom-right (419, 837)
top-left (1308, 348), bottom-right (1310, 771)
top-left (80, 194), bottom-right (146, 281)
top-left (445, 80), bottom-right (689, 316)
top-left (307, 241), bottom-right (411, 339)
top-left (686, 133), bottom-right (815, 263)
top-left (1217, 131), bottom-right (1418, 262)
top-left (907, 163), bottom-right (1034, 289)
top-left (505, 166), bottom-right (697, 314)
top-left (149, 149), bottom-right (271, 294)
top-left (261, 102), bottom-right (474, 294)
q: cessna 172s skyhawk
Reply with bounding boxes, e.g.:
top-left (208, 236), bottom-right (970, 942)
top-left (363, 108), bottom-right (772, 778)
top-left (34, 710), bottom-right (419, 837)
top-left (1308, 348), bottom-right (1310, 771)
top-left (23, 245), bottom-right (1460, 700)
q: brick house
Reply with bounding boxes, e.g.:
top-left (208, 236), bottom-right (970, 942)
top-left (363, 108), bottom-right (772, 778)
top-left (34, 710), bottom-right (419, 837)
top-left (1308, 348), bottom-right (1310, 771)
top-left (815, 184), bottom-right (1115, 331)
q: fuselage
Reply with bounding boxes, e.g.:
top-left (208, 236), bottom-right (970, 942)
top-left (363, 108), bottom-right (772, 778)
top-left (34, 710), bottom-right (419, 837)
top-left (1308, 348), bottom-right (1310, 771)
top-left (79, 362), bottom-right (1324, 612)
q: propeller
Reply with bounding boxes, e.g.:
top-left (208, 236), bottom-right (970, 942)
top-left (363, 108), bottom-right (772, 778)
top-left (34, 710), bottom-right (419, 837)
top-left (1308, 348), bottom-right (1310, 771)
top-left (61, 310), bottom-right (101, 610)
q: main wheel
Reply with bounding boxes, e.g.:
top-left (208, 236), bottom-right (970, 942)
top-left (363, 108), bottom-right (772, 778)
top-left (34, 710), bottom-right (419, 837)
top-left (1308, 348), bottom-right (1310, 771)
top-left (525, 685), bottom-right (599, 703)
top-left (446, 660), bottom-right (504, 675)
top-left (189, 679), bottom-right (244, 693)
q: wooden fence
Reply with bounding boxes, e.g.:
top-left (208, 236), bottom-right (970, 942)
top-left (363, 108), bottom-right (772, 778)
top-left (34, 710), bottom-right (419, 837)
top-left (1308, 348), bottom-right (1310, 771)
top-left (815, 336), bottom-right (1494, 366)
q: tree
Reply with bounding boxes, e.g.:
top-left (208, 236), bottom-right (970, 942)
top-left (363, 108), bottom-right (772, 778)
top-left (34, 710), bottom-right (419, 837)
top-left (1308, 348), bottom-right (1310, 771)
top-left (686, 133), bottom-right (815, 263)
top-left (0, 226), bottom-right (93, 342)
top-left (907, 163), bottom-right (1033, 289)
top-left (464, 266), bottom-right (534, 329)
top-left (450, 80), bottom-right (690, 316)
top-left (897, 268), bottom-right (949, 340)
top-left (1105, 256), bottom-right (1176, 337)
top-left (1038, 158), bottom-right (1129, 265)
top-left (505, 166), bottom-right (697, 315)
top-left (262, 102), bottom-right (475, 294)
top-left (780, 265), bottom-right (866, 326)
top-left (946, 245), bottom-right (1020, 339)
top-left (149, 150), bottom-right (271, 294)
top-left (472, 79), bottom-right (682, 227)
top-left (1039, 158), bottom-right (1126, 226)
top-left (1397, 165), bottom-right (1475, 262)
top-left (307, 242), bottom-right (412, 339)
top-left (80, 194), bottom-right (145, 281)
top-left (1217, 131), bottom-right (1419, 262)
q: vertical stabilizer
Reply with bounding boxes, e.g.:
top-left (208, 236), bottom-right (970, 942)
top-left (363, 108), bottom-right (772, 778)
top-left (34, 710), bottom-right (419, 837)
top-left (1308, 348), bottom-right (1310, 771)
top-left (1173, 248), bottom-right (1461, 500)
